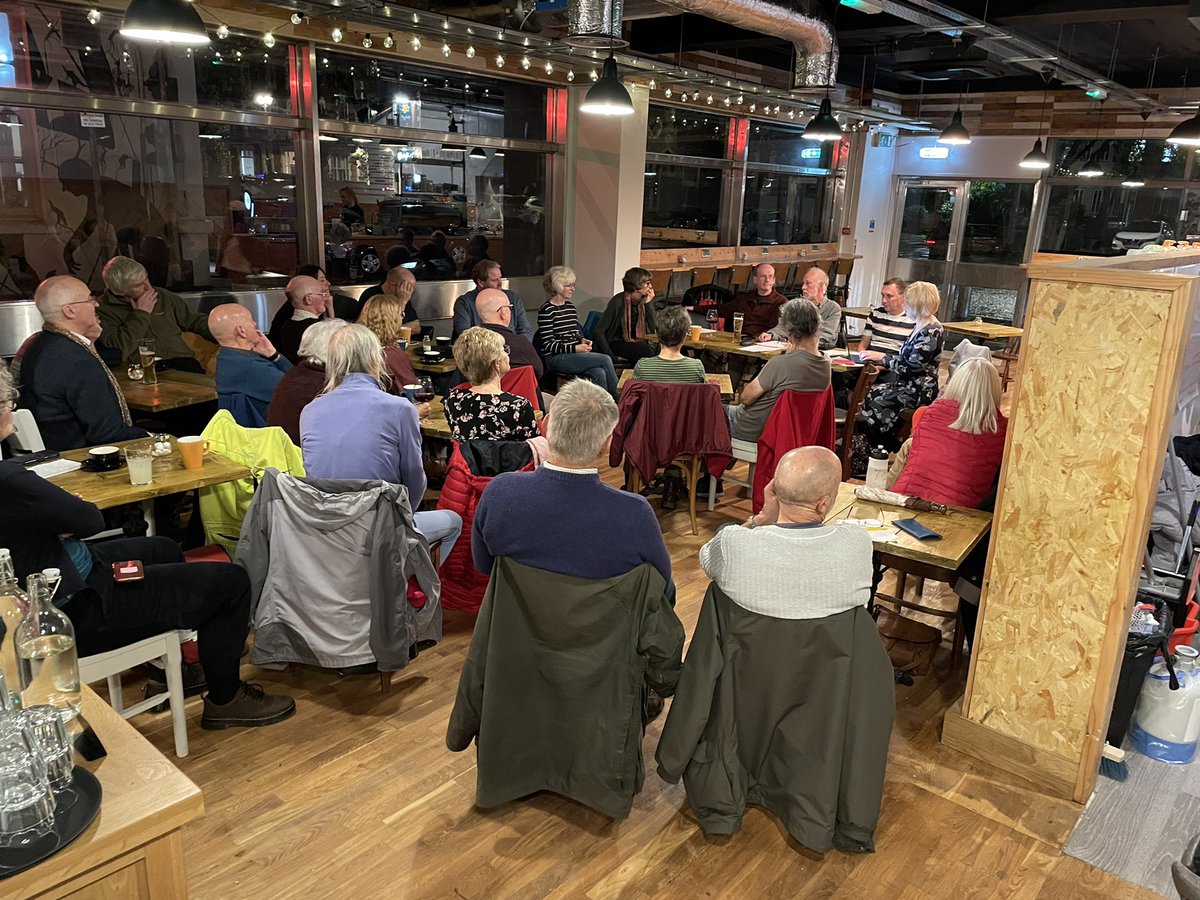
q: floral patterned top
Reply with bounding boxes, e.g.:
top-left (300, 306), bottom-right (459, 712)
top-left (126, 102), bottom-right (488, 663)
top-left (860, 321), bottom-right (945, 449)
top-left (443, 390), bottom-right (539, 442)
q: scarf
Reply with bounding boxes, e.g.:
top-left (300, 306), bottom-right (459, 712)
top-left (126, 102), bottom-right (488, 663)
top-left (42, 323), bottom-right (133, 426)
top-left (622, 294), bottom-right (646, 343)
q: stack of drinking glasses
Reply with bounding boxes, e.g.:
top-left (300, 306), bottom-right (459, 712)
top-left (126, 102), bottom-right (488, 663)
top-left (0, 695), bottom-right (74, 849)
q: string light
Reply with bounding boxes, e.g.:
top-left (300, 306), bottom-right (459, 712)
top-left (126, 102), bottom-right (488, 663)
top-left (442, 43), bottom-right (450, 57)
top-left (664, 87), bottom-right (672, 98)
top-left (361, 34), bottom-right (371, 49)
top-left (495, 53), bottom-right (505, 67)
top-left (736, 94), bottom-right (744, 104)
top-left (86, 8), bottom-right (100, 24)
top-left (567, 70), bottom-right (575, 82)
top-left (648, 79), bottom-right (656, 90)
top-left (723, 96), bottom-right (731, 107)
top-left (706, 95), bottom-right (713, 105)
top-left (442, 17), bottom-right (450, 30)
top-left (589, 68), bottom-right (598, 81)
top-left (411, 12), bottom-right (419, 23)
top-left (290, 13), bottom-right (302, 25)
top-left (263, 32), bottom-right (275, 47)
top-left (216, 24), bottom-right (229, 39)
top-left (466, 45), bottom-right (476, 58)
top-left (521, 55), bottom-right (530, 70)
top-left (410, 35), bottom-right (420, 50)
top-left (331, 27), bottom-right (343, 42)
top-left (383, 33), bottom-right (394, 49)
top-left (544, 60), bottom-right (553, 74)
top-left (749, 103), bottom-right (756, 112)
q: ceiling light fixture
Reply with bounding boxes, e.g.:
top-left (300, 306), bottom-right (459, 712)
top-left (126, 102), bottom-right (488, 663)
top-left (803, 97), bottom-right (843, 142)
top-left (937, 108), bottom-right (971, 145)
top-left (469, 146), bottom-right (487, 158)
top-left (120, 0), bottom-right (210, 44)
top-left (580, 53), bottom-right (634, 116)
top-left (1019, 139), bottom-right (1051, 170)
top-left (442, 113), bottom-right (466, 152)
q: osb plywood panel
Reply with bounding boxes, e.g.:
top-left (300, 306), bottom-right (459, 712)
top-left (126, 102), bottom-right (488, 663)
top-left (967, 281), bottom-right (1177, 760)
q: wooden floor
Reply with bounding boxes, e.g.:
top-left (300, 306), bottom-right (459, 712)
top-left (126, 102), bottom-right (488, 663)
top-left (123, 463), bottom-right (1156, 900)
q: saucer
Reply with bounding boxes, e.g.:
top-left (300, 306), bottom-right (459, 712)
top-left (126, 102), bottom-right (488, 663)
top-left (80, 457), bottom-right (126, 473)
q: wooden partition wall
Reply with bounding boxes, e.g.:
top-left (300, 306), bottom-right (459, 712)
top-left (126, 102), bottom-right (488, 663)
top-left (942, 251), bottom-right (1200, 803)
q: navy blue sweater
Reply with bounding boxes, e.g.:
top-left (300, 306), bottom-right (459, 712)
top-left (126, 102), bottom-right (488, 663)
top-left (472, 466), bottom-right (672, 586)
top-left (215, 347), bottom-right (293, 428)
top-left (18, 331), bottom-right (148, 450)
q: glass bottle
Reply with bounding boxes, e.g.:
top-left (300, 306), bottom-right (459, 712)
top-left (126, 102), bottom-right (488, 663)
top-left (15, 573), bottom-right (81, 723)
top-left (0, 550), bottom-right (28, 709)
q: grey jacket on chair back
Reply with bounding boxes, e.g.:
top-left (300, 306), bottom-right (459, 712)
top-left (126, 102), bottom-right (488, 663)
top-left (236, 469), bottom-right (442, 672)
top-left (446, 557), bottom-right (684, 820)
top-left (656, 582), bottom-right (894, 854)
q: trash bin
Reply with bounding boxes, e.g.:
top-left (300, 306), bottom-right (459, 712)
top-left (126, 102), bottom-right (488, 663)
top-left (1107, 600), bottom-right (1172, 748)
top-left (1173, 832), bottom-right (1200, 900)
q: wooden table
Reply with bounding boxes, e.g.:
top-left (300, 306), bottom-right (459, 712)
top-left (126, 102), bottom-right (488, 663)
top-left (0, 687), bottom-right (203, 899)
top-left (419, 397), bottom-right (451, 440)
top-left (118, 370), bottom-right (217, 413)
top-left (617, 370), bottom-right (734, 400)
top-left (407, 347), bottom-right (458, 375)
top-left (826, 482), bottom-right (992, 580)
top-left (941, 320), bottom-right (1023, 342)
top-left (684, 333), bottom-right (786, 360)
top-left (842, 306), bottom-right (874, 322)
top-left (50, 439), bottom-right (251, 510)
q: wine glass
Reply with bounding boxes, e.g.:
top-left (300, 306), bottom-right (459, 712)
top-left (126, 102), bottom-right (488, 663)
top-left (414, 377), bottom-right (435, 405)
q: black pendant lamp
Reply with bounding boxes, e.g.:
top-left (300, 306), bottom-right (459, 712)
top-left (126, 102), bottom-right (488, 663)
top-left (1019, 138), bottom-right (1051, 170)
top-left (469, 146), bottom-right (488, 159)
top-left (120, 0), bottom-right (210, 44)
top-left (581, 54), bottom-right (634, 116)
top-left (803, 98), bottom-right (843, 142)
top-left (1168, 112), bottom-right (1200, 146)
top-left (937, 108), bottom-right (971, 145)
top-left (442, 116), bottom-right (465, 153)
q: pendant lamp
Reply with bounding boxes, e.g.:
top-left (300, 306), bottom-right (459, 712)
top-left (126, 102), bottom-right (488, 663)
top-left (580, 54), bottom-right (634, 116)
top-left (803, 98), bottom-right (843, 142)
top-left (120, 0), bottom-right (210, 44)
top-left (937, 109), bottom-right (971, 145)
top-left (1077, 156), bottom-right (1104, 177)
top-left (1168, 112), bottom-right (1200, 146)
top-left (1019, 138), bottom-right (1051, 170)
top-left (441, 117), bottom-right (465, 153)
top-left (469, 146), bottom-right (487, 159)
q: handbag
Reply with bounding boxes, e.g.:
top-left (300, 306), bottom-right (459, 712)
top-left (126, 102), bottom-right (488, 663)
top-left (875, 608), bottom-right (941, 676)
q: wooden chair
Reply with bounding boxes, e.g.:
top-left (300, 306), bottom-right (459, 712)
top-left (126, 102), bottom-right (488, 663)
top-left (773, 263), bottom-right (793, 292)
top-left (691, 267), bottom-right (716, 288)
top-left (649, 270), bottom-right (671, 298)
top-left (627, 454), bottom-right (703, 535)
top-left (730, 264), bottom-right (753, 292)
top-left (997, 336), bottom-right (1022, 391)
top-left (835, 364), bottom-right (879, 481)
top-left (875, 587), bottom-right (965, 674)
top-left (711, 267), bottom-right (734, 290)
top-left (666, 269), bottom-right (694, 303)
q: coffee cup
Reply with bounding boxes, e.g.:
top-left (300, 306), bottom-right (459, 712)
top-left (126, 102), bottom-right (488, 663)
top-left (689, 325), bottom-right (702, 341)
top-left (435, 336), bottom-right (452, 350)
top-left (177, 436), bottom-right (209, 470)
top-left (88, 446), bottom-right (120, 470)
top-left (403, 384), bottom-right (421, 401)
top-left (422, 350), bottom-right (442, 362)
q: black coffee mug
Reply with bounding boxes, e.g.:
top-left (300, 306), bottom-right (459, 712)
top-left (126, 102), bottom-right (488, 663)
top-left (88, 446), bottom-right (121, 470)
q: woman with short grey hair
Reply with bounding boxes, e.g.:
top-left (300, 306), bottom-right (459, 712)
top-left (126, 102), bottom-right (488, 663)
top-left (300, 324), bottom-right (463, 564)
top-left (536, 265), bottom-right (620, 399)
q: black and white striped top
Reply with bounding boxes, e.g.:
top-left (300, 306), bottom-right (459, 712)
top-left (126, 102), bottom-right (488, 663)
top-left (537, 300), bottom-right (584, 356)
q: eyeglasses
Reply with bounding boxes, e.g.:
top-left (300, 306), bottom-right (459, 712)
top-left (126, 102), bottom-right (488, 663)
top-left (62, 298), bottom-right (99, 309)
top-left (497, 303), bottom-right (514, 311)
top-left (305, 291), bottom-right (332, 300)
top-left (563, 282), bottom-right (577, 289)
top-left (502, 345), bottom-right (511, 356)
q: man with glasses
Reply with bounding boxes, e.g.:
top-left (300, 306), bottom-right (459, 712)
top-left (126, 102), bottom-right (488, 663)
top-left (275, 275), bottom-right (331, 365)
top-left (14, 275), bottom-right (149, 450)
top-left (476, 288), bottom-right (542, 380)
top-left (452, 260), bottom-right (534, 342)
top-left (97, 256), bottom-right (212, 373)
top-left (357, 265), bottom-right (422, 330)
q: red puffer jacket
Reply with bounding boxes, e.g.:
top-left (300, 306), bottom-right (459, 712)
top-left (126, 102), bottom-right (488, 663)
top-left (436, 440), bottom-right (534, 612)
top-left (892, 399), bottom-right (1007, 509)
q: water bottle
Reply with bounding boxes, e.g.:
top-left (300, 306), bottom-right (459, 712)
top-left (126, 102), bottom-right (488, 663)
top-left (1130, 645), bottom-right (1200, 764)
top-left (866, 446), bottom-right (889, 490)
top-left (15, 573), bottom-right (81, 724)
top-left (0, 550), bottom-right (28, 709)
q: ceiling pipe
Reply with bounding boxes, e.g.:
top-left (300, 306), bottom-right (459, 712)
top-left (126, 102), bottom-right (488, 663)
top-left (660, 0), bottom-right (838, 90)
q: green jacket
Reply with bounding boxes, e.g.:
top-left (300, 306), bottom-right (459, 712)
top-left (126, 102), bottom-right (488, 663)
top-left (446, 558), bottom-right (684, 820)
top-left (656, 583), bottom-right (894, 854)
top-left (97, 286), bottom-right (213, 363)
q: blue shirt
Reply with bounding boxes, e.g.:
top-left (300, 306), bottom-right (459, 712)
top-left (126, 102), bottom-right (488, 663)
top-left (299, 373), bottom-right (426, 504)
top-left (452, 288), bottom-right (533, 342)
top-left (215, 347), bottom-right (293, 428)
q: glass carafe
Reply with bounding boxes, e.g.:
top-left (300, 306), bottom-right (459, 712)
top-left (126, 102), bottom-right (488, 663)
top-left (15, 573), bottom-right (81, 723)
top-left (0, 550), bottom-right (28, 709)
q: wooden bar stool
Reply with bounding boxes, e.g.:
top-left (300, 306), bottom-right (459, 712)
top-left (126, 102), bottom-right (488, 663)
top-left (649, 270), bottom-right (671, 298)
top-left (666, 269), bottom-right (694, 303)
top-left (730, 264), bottom-right (753, 292)
top-left (712, 267), bottom-right (733, 290)
top-left (691, 267), bottom-right (716, 288)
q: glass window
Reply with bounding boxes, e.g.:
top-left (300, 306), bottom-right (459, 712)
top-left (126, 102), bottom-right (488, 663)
top-left (320, 135), bottom-right (545, 283)
top-left (641, 165), bottom-right (722, 248)
top-left (747, 121), bottom-right (832, 168)
top-left (740, 172), bottom-right (828, 245)
top-left (1040, 185), bottom-right (1184, 256)
top-left (0, 3), bottom-right (293, 114)
top-left (1052, 139), bottom-right (1188, 181)
top-left (316, 52), bottom-right (546, 141)
top-left (646, 105), bottom-right (728, 158)
top-left (0, 111), bottom-right (299, 298)
top-left (961, 181), bottom-right (1035, 265)
top-left (895, 186), bottom-right (956, 261)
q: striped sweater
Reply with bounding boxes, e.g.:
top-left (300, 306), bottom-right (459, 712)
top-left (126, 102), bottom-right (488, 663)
top-left (537, 300), bottom-right (584, 356)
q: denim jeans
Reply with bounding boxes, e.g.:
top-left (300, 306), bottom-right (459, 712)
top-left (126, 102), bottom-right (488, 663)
top-left (414, 509), bottom-right (463, 567)
top-left (545, 351), bottom-right (619, 397)
top-left (74, 537), bottom-right (250, 704)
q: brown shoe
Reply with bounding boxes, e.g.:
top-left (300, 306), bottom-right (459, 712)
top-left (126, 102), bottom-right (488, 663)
top-left (200, 683), bottom-right (296, 730)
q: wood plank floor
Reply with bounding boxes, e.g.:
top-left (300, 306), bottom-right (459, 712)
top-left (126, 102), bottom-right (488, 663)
top-left (123, 462), bottom-right (1156, 899)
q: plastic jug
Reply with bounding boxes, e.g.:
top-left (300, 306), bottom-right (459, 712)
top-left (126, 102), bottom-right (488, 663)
top-left (866, 446), bottom-right (889, 490)
top-left (1130, 646), bottom-right (1200, 764)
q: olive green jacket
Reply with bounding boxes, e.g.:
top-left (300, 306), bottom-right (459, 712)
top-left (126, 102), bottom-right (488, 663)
top-left (446, 558), bottom-right (684, 820)
top-left (97, 286), bottom-right (213, 364)
top-left (656, 583), bottom-right (894, 854)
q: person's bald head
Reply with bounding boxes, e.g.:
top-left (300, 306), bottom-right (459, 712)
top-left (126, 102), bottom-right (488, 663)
top-left (208, 303), bottom-right (257, 348)
top-left (285, 275), bottom-right (327, 314)
top-left (34, 276), bottom-right (102, 341)
top-left (773, 446), bottom-right (842, 514)
top-left (384, 266), bottom-right (416, 301)
top-left (476, 288), bottom-right (512, 327)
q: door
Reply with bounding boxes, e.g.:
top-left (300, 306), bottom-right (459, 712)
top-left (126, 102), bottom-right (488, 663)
top-left (889, 179), bottom-right (1037, 327)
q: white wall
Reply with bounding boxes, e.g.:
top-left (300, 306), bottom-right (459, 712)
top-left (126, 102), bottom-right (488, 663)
top-left (894, 135), bottom-right (1046, 181)
top-left (847, 130), bottom-right (899, 330)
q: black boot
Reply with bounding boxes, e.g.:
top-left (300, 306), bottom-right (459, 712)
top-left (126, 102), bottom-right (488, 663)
top-left (661, 466), bottom-right (683, 510)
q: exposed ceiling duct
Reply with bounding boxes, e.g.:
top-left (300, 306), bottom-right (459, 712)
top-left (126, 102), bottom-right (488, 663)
top-left (658, 0), bottom-right (837, 89)
top-left (567, 0), bottom-right (629, 48)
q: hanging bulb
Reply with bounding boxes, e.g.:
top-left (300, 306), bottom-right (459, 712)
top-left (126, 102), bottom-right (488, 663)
top-left (774, 105), bottom-right (781, 114)
top-left (787, 109), bottom-right (795, 119)
top-left (521, 56), bottom-right (530, 70)
top-left (216, 24), bottom-right (229, 39)
top-left (263, 32), bottom-right (275, 48)
top-left (496, 53), bottom-right (505, 67)
top-left (567, 70), bottom-right (575, 82)
top-left (736, 94), bottom-right (744, 104)
top-left (442, 43), bottom-right (450, 57)
top-left (331, 27), bottom-right (343, 43)
top-left (749, 103), bottom-right (756, 112)
top-left (649, 79), bottom-right (656, 90)
top-left (590, 69), bottom-right (599, 82)
top-left (705, 95), bottom-right (713, 105)
top-left (466, 45), bottom-right (475, 59)
top-left (544, 60), bottom-right (554, 75)
top-left (723, 96), bottom-right (731, 107)
top-left (442, 17), bottom-right (450, 30)
top-left (383, 33), bottom-right (394, 49)
top-left (86, 8), bottom-right (101, 24)
top-left (694, 91), bottom-right (702, 102)
top-left (410, 35), bottom-right (421, 50)
top-left (937, 108), bottom-right (972, 145)
top-left (664, 87), bottom-right (672, 98)
top-left (290, 12), bottom-right (302, 25)
top-left (411, 12), bottom-right (419, 23)
top-left (361, 34), bottom-right (371, 49)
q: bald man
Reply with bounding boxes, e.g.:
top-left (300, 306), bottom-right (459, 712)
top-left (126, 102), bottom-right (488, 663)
top-left (357, 266), bottom-right (421, 330)
top-left (273, 275), bottom-right (329, 364)
top-left (700, 447), bottom-right (872, 619)
top-left (476, 287), bottom-right (542, 380)
top-left (15, 275), bottom-right (149, 449)
top-left (210, 303), bottom-right (292, 427)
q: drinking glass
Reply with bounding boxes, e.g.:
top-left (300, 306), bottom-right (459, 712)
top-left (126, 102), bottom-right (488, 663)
top-left (0, 719), bottom-right (53, 847)
top-left (126, 442), bottom-right (155, 486)
top-left (21, 706), bottom-right (73, 794)
top-left (414, 377), bottom-right (435, 405)
top-left (137, 338), bottom-right (157, 386)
